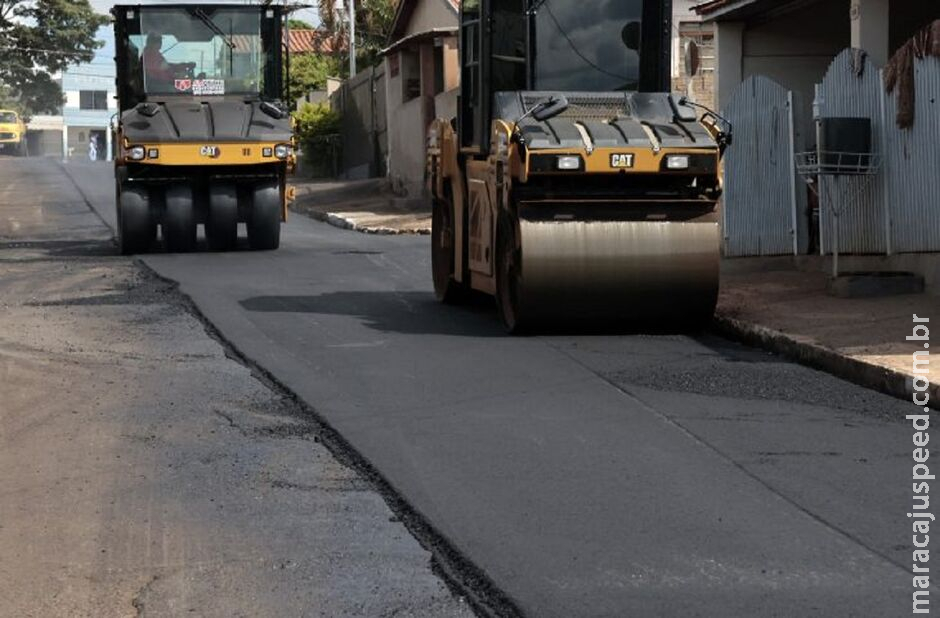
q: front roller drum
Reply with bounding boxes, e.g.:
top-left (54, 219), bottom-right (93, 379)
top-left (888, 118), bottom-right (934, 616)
top-left (248, 181), bottom-right (281, 251)
top-left (501, 219), bottom-right (720, 329)
top-left (163, 184), bottom-right (197, 253)
top-left (206, 183), bottom-right (238, 251)
top-left (117, 183), bottom-right (155, 255)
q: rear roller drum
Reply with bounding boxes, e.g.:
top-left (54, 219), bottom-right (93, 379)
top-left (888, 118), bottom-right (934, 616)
top-left (206, 183), bottom-right (238, 251)
top-left (163, 185), bottom-right (197, 253)
top-left (431, 187), bottom-right (468, 303)
top-left (496, 217), bottom-right (527, 333)
top-left (248, 181), bottom-right (281, 251)
top-left (117, 183), bottom-right (155, 255)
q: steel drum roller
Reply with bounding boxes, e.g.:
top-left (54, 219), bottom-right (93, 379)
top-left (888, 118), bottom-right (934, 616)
top-left (516, 220), bottom-right (720, 322)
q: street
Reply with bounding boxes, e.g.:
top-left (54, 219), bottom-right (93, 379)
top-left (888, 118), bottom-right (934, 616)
top-left (3, 157), bottom-right (914, 616)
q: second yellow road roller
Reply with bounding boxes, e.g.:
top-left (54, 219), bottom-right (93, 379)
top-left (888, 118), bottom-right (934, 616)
top-left (427, 0), bottom-right (731, 331)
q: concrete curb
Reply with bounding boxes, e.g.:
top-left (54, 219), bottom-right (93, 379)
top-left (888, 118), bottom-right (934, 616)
top-left (712, 313), bottom-right (938, 404)
top-left (299, 208), bottom-right (431, 236)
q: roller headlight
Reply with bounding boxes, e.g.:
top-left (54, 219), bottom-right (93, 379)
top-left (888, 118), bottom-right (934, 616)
top-left (126, 145), bottom-right (145, 161)
top-left (666, 155), bottom-right (690, 170)
top-left (557, 155), bottom-right (581, 171)
top-left (274, 144), bottom-right (292, 160)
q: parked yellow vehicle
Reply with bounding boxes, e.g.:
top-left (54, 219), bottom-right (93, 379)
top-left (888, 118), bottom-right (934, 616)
top-left (0, 110), bottom-right (27, 156)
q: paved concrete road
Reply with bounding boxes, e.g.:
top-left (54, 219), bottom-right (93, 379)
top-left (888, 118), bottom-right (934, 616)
top-left (0, 157), bottom-right (471, 617)
top-left (65, 159), bottom-right (915, 616)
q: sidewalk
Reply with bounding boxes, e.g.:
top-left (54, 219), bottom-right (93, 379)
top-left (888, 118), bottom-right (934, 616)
top-left (291, 178), bottom-right (936, 401)
top-left (291, 177), bottom-right (431, 235)
top-left (718, 258), bottom-right (938, 402)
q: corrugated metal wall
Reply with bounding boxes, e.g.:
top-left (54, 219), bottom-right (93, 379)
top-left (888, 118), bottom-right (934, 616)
top-left (721, 76), bottom-right (800, 257)
top-left (816, 49), bottom-right (889, 255)
top-left (884, 56), bottom-right (940, 253)
top-left (722, 49), bottom-right (940, 257)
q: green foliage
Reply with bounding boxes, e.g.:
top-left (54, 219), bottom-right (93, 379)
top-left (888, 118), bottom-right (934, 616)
top-left (354, 0), bottom-right (398, 69)
top-left (287, 18), bottom-right (314, 30)
top-left (286, 53), bottom-right (342, 100)
top-left (317, 0), bottom-right (399, 73)
top-left (0, 0), bottom-right (108, 115)
top-left (293, 102), bottom-right (342, 177)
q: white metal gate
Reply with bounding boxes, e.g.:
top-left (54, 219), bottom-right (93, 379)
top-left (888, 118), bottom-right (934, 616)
top-left (721, 76), bottom-right (800, 257)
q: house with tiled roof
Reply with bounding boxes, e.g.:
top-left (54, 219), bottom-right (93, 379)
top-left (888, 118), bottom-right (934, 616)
top-left (382, 0), bottom-right (460, 195)
top-left (287, 29), bottom-right (339, 55)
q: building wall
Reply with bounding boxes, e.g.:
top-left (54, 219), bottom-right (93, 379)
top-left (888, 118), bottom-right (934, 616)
top-left (386, 96), bottom-right (432, 195)
top-left (62, 25), bottom-right (116, 160)
top-left (402, 0), bottom-right (457, 38)
top-left (889, 3), bottom-right (940, 55)
top-left (383, 30), bottom-right (459, 194)
top-left (739, 0), bottom-right (850, 146)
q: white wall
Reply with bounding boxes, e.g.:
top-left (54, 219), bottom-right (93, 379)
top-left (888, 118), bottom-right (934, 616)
top-left (386, 96), bottom-right (432, 195)
top-left (739, 0), bottom-right (849, 145)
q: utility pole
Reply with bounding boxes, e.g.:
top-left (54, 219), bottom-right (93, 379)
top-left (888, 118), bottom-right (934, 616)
top-left (348, 0), bottom-right (356, 76)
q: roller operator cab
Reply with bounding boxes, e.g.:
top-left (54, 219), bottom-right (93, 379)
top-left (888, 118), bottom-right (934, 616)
top-left (427, 0), bottom-right (732, 332)
top-left (112, 4), bottom-right (294, 254)
top-left (0, 110), bottom-right (27, 156)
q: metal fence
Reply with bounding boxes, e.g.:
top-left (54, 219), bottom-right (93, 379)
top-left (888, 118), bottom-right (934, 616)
top-left (721, 48), bottom-right (940, 257)
top-left (329, 64), bottom-right (387, 179)
top-left (883, 55), bottom-right (940, 253)
top-left (721, 76), bottom-right (802, 257)
top-left (815, 48), bottom-right (889, 255)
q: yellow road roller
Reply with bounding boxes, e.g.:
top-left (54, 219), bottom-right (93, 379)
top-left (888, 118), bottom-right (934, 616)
top-left (112, 3), bottom-right (295, 254)
top-left (427, 0), bottom-right (731, 331)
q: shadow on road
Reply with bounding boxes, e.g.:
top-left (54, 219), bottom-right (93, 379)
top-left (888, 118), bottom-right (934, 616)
top-left (239, 291), bottom-right (727, 339)
top-left (239, 291), bottom-right (508, 337)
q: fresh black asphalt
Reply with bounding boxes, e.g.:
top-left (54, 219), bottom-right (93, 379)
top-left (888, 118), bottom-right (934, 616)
top-left (67, 159), bottom-right (912, 617)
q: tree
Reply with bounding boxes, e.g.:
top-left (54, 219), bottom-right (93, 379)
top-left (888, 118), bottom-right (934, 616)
top-left (317, 0), bottom-right (399, 74)
top-left (0, 0), bottom-right (107, 116)
top-left (354, 0), bottom-right (398, 69)
top-left (287, 52), bottom-right (342, 99)
top-left (287, 18), bottom-right (314, 30)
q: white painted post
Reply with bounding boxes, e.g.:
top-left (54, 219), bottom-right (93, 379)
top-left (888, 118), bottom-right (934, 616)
top-left (787, 91), bottom-right (799, 256)
top-left (878, 67), bottom-right (892, 256)
top-left (348, 0), bottom-right (356, 77)
top-left (850, 0), bottom-right (890, 66)
top-left (105, 123), bottom-right (113, 163)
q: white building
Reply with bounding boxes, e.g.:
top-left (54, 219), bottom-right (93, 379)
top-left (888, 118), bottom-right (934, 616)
top-left (61, 25), bottom-right (116, 161)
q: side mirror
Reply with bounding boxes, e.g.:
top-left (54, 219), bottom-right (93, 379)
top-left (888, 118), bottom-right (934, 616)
top-left (260, 100), bottom-right (287, 120)
top-left (684, 40), bottom-right (701, 77)
top-left (621, 21), bottom-right (641, 52)
top-left (532, 95), bottom-right (569, 122)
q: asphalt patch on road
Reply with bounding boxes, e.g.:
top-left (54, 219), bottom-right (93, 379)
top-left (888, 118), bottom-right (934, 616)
top-left (146, 266), bottom-right (522, 618)
top-left (608, 334), bottom-right (908, 421)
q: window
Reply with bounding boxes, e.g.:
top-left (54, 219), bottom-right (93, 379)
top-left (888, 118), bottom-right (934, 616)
top-left (491, 0), bottom-right (527, 93)
top-left (135, 7), bottom-right (264, 96)
top-left (533, 0), bottom-right (644, 92)
top-left (401, 49), bottom-right (421, 102)
top-left (79, 90), bottom-right (108, 110)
